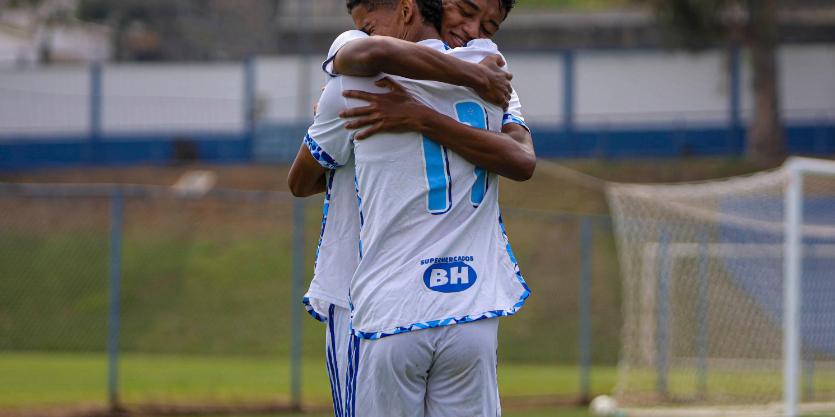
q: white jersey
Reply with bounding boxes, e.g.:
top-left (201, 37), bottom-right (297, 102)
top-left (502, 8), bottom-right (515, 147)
top-left (302, 151), bottom-right (361, 320)
top-left (323, 30), bottom-right (530, 133)
top-left (312, 37), bottom-right (530, 340)
top-left (302, 32), bottom-right (370, 321)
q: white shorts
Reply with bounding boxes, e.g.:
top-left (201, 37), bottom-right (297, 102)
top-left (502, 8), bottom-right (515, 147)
top-left (325, 304), bottom-right (352, 417)
top-left (345, 318), bottom-right (500, 417)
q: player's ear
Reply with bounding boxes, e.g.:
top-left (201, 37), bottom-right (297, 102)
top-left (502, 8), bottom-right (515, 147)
top-left (399, 0), bottom-right (415, 23)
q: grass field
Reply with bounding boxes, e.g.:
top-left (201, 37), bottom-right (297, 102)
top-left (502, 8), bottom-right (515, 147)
top-left (243, 411), bottom-right (592, 417)
top-left (0, 158), bottom-right (778, 417)
top-left (2, 158), bottom-right (767, 365)
top-left (162, 411), bottom-right (592, 417)
top-left (6, 351), bottom-right (831, 417)
top-left (0, 352), bottom-right (609, 416)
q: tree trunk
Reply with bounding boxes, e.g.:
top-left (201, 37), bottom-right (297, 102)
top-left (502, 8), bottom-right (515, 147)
top-left (746, 0), bottom-right (785, 165)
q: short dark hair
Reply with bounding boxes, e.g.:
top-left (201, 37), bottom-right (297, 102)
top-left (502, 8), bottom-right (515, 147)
top-left (345, 0), bottom-right (443, 33)
top-left (415, 0), bottom-right (443, 32)
top-left (345, 0), bottom-right (398, 12)
top-left (500, 0), bottom-right (516, 16)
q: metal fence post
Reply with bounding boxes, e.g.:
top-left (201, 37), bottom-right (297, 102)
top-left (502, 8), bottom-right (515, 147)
top-left (728, 46), bottom-right (742, 154)
top-left (107, 188), bottom-right (124, 411)
top-left (243, 56), bottom-right (256, 161)
top-left (563, 50), bottom-right (575, 137)
top-left (578, 216), bottom-right (593, 403)
top-left (89, 62), bottom-right (103, 164)
top-left (696, 235), bottom-right (709, 399)
top-left (656, 230), bottom-right (670, 398)
top-left (290, 198), bottom-right (305, 411)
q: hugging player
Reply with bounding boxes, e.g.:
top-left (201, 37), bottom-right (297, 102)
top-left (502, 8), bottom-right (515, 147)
top-left (288, 1), bottom-right (534, 416)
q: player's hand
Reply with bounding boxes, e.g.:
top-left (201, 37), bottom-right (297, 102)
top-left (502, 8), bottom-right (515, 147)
top-left (475, 54), bottom-right (513, 110)
top-left (340, 77), bottom-right (428, 140)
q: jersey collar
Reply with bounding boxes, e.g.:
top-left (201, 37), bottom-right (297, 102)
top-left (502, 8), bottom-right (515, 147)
top-left (416, 38), bottom-right (447, 52)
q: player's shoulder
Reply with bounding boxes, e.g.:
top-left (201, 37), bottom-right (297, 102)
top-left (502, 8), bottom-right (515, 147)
top-left (323, 30), bottom-right (370, 77)
top-left (327, 30), bottom-right (369, 58)
top-left (464, 39), bottom-right (500, 53)
top-left (445, 38), bottom-right (502, 64)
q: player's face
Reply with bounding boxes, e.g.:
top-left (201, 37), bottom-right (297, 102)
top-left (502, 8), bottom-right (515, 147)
top-left (441, 0), bottom-right (505, 47)
top-left (351, 4), bottom-right (405, 38)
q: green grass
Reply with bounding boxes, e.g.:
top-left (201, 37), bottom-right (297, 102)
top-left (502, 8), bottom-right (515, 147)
top-left (0, 157), bottom-right (768, 365)
top-left (0, 352), bottom-right (614, 409)
top-left (9, 352), bottom-right (827, 417)
top-left (0, 201), bottom-right (624, 365)
top-left (0, 157), bottom-right (779, 417)
top-left (161, 411), bottom-right (592, 417)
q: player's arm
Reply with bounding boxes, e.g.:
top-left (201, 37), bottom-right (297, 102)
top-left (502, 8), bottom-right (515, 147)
top-left (341, 78), bottom-right (535, 182)
top-left (287, 144), bottom-right (327, 197)
top-left (412, 108), bottom-right (535, 181)
top-left (332, 37), bottom-right (512, 108)
top-left (287, 80), bottom-right (354, 196)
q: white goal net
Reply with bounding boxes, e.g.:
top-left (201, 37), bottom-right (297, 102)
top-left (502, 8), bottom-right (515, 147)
top-left (607, 158), bottom-right (835, 417)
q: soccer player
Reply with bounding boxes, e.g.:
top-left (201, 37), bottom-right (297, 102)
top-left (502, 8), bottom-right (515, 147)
top-left (288, 5), bottom-right (524, 415)
top-left (288, 1), bottom-right (531, 416)
top-left (337, 0), bottom-right (533, 178)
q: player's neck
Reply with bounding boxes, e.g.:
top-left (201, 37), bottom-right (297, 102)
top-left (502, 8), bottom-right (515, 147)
top-left (405, 24), bottom-right (441, 43)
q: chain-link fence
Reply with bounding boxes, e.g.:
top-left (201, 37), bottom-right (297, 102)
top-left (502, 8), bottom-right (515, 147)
top-left (0, 182), bottom-right (622, 414)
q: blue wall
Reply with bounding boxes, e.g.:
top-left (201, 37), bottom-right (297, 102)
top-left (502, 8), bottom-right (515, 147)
top-left (2, 48), bottom-right (834, 171)
top-left (2, 121), bottom-right (833, 170)
top-left (0, 132), bottom-right (250, 171)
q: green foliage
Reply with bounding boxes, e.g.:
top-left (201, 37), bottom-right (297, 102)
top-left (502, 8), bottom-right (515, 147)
top-left (647, 0), bottom-right (733, 49)
top-left (77, 0), bottom-right (177, 23)
top-left (75, 0), bottom-right (111, 22)
top-left (5, 0), bottom-right (44, 8)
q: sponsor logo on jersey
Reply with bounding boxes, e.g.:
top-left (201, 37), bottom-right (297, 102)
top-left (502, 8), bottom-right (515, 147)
top-left (423, 261), bottom-right (477, 293)
top-left (420, 256), bottom-right (474, 265)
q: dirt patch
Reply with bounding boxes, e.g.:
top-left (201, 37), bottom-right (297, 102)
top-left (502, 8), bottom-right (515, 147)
top-left (0, 165), bottom-right (292, 193)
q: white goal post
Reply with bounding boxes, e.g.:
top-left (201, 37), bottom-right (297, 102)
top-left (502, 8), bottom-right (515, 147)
top-left (607, 157), bottom-right (835, 417)
top-left (784, 157), bottom-right (835, 417)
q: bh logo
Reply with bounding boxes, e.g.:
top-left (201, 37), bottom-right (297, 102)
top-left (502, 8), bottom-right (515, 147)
top-left (423, 262), bottom-right (477, 293)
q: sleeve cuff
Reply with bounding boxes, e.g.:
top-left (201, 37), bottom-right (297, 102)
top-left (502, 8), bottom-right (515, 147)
top-left (304, 134), bottom-right (342, 169)
top-left (321, 56), bottom-right (338, 78)
top-left (503, 114), bottom-right (530, 132)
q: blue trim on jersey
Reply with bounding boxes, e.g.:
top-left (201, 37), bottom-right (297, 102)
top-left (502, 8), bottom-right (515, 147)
top-left (304, 134), bottom-right (342, 169)
top-left (499, 211), bottom-right (531, 294)
top-left (344, 333), bottom-right (360, 417)
top-left (326, 305), bottom-right (344, 417)
top-left (352, 334), bottom-right (359, 417)
top-left (354, 175), bottom-right (364, 259)
top-left (351, 213), bottom-right (531, 340)
top-left (314, 170), bottom-right (336, 268)
top-left (502, 114), bottom-right (530, 132)
top-left (302, 296), bottom-right (328, 322)
top-left (302, 169), bottom-right (337, 324)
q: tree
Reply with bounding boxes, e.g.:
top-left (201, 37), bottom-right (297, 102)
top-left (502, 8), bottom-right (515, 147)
top-left (77, 0), bottom-right (281, 61)
top-left (3, 0), bottom-right (45, 8)
top-left (643, 0), bottom-right (784, 165)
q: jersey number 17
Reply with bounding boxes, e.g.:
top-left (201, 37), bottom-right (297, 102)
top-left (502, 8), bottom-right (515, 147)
top-left (421, 101), bottom-right (489, 215)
